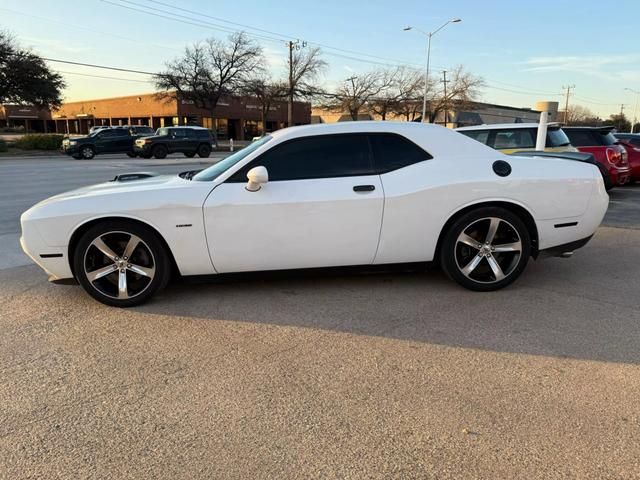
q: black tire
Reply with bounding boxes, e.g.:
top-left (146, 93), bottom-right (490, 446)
top-left (153, 144), bottom-right (168, 159)
top-left (141, 152), bottom-right (153, 159)
top-left (73, 220), bottom-right (172, 307)
top-left (72, 154), bottom-right (83, 160)
top-left (80, 145), bottom-right (95, 160)
top-left (126, 151), bottom-right (137, 158)
top-left (197, 144), bottom-right (211, 158)
top-left (439, 207), bottom-right (531, 292)
top-left (184, 151), bottom-right (196, 158)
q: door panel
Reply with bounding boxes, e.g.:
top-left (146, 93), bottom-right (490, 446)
top-left (204, 176), bottom-right (384, 273)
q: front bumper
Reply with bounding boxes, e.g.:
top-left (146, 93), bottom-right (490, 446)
top-left (20, 221), bottom-right (73, 282)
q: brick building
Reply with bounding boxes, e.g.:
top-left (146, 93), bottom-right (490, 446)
top-left (2, 92), bottom-right (311, 140)
top-left (0, 104), bottom-right (53, 132)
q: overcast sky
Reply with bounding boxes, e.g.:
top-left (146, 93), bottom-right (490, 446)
top-left (2, 0), bottom-right (639, 119)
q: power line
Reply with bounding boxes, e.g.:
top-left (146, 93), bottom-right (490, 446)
top-left (57, 70), bottom-right (154, 83)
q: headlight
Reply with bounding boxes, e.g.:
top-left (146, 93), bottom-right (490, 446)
top-left (69, 140), bottom-right (77, 145)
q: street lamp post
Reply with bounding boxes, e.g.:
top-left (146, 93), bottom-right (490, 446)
top-left (404, 18), bottom-right (461, 123)
top-left (625, 88), bottom-right (640, 133)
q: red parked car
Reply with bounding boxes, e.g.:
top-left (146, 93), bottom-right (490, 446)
top-left (613, 133), bottom-right (640, 182)
top-left (563, 127), bottom-right (631, 188)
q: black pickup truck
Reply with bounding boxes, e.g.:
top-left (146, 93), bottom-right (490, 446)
top-left (61, 126), bottom-right (155, 159)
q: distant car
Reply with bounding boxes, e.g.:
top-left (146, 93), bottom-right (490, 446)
top-left (62, 127), bottom-right (146, 159)
top-left (613, 133), bottom-right (640, 182)
top-left (21, 122), bottom-right (608, 307)
top-left (133, 126), bottom-right (216, 159)
top-left (563, 127), bottom-right (631, 187)
top-left (455, 123), bottom-right (577, 154)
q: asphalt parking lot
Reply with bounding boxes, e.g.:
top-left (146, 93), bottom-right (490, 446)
top-left (1, 154), bottom-right (639, 478)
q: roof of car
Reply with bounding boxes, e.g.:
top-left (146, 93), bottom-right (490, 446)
top-left (165, 125), bottom-right (208, 130)
top-left (269, 121), bottom-right (500, 159)
top-left (455, 122), bottom-right (561, 131)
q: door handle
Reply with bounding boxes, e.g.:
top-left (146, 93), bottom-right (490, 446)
top-left (353, 185), bottom-right (375, 192)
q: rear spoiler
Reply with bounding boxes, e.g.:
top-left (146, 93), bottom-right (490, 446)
top-left (508, 151), bottom-right (597, 164)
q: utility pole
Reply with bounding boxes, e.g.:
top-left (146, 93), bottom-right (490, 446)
top-left (441, 70), bottom-right (449, 126)
top-left (562, 85), bottom-right (575, 125)
top-left (287, 39), bottom-right (306, 127)
top-left (619, 104), bottom-right (626, 130)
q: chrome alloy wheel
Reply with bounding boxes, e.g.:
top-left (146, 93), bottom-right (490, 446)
top-left (83, 231), bottom-right (156, 300)
top-left (454, 217), bottom-right (522, 284)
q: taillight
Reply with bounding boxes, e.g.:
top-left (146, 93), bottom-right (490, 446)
top-left (606, 147), bottom-right (622, 165)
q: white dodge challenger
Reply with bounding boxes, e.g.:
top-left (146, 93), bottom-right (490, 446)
top-left (21, 122), bottom-right (608, 307)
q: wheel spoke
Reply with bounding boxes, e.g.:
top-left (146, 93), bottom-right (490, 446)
top-left (458, 233), bottom-right (480, 249)
top-left (92, 237), bottom-right (118, 261)
top-left (486, 255), bottom-right (505, 281)
top-left (122, 234), bottom-right (141, 260)
top-left (493, 241), bottom-right (522, 253)
top-left (461, 254), bottom-right (483, 276)
top-left (485, 218), bottom-right (501, 244)
top-left (86, 264), bottom-right (117, 282)
top-left (127, 263), bottom-right (154, 278)
top-left (118, 270), bottom-right (129, 299)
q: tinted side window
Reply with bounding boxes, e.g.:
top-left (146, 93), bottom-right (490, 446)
top-left (493, 129), bottom-right (535, 149)
top-left (228, 134), bottom-right (372, 182)
top-left (99, 130), bottom-right (117, 138)
top-left (369, 133), bottom-right (432, 173)
top-left (195, 130), bottom-right (211, 139)
top-left (564, 130), bottom-right (598, 147)
top-left (173, 129), bottom-right (187, 138)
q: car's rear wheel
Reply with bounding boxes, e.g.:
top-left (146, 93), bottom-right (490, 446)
top-left (153, 145), bottom-right (168, 159)
top-left (440, 207), bottom-right (531, 291)
top-left (197, 144), bottom-right (211, 158)
top-left (80, 146), bottom-right (95, 160)
top-left (73, 221), bottom-right (171, 307)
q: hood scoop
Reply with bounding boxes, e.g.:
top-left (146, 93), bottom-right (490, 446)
top-left (111, 172), bottom-right (159, 182)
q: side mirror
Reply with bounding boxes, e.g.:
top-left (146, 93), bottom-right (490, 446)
top-left (246, 166), bottom-right (268, 192)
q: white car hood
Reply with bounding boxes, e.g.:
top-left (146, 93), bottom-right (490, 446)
top-left (38, 174), bottom-right (182, 204)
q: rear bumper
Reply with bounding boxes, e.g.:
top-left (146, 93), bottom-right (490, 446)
top-left (609, 166), bottom-right (632, 185)
top-left (538, 235), bottom-right (594, 258)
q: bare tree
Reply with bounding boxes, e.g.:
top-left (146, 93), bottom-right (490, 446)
top-left (155, 32), bottom-right (264, 138)
top-left (242, 76), bottom-right (288, 135)
top-left (370, 67), bottom-right (425, 121)
top-left (426, 66), bottom-right (484, 123)
top-left (286, 46), bottom-right (327, 125)
top-left (563, 104), bottom-right (595, 124)
top-left (330, 71), bottom-right (392, 121)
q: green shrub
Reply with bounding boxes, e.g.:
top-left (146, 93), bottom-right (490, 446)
top-left (0, 139), bottom-right (7, 152)
top-left (13, 134), bottom-right (64, 150)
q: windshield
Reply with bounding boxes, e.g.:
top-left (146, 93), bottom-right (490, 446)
top-left (547, 128), bottom-right (571, 147)
top-left (194, 135), bottom-right (272, 182)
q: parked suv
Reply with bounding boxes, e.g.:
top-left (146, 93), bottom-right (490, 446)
top-left (133, 126), bottom-right (215, 159)
top-left (62, 127), bottom-right (148, 159)
top-left (613, 133), bottom-right (640, 182)
top-left (563, 127), bottom-right (631, 187)
top-left (455, 123), bottom-right (577, 154)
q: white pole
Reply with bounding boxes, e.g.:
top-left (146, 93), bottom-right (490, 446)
top-left (536, 112), bottom-right (549, 151)
top-left (230, 138), bottom-right (234, 152)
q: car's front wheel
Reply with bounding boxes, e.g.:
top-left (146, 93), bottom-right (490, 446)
top-left (126, 151), bottom-right (137, 158)
top-left (80, 145), bottom-right (95, 159)
top-left (153, 145), bottom-right (168, 159)
top-left (440, 207), bottom-right (531, 291)
top-left (73, 221), bottom-right (172, 307)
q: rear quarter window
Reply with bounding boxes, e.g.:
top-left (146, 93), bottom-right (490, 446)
top-left (369, 133), bottom-right (432, 173)
top-left (493, 129), bottom-right (535, 149)
top-left (546, 128), bottom-right (571, 147)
